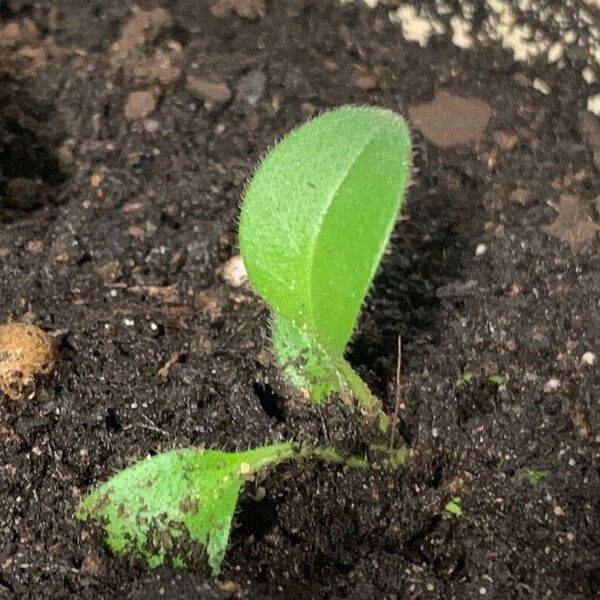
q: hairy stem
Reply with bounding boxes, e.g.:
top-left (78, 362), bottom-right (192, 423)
top-left (335, 358), bottom-right (391, 433)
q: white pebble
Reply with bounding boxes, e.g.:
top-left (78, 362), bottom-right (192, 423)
top-left (475, 243), bottom-right (487, 256)
top-left (543, 378), bottom-right (560, 392)
top-left (533, 78), bottom-right (551, 95)
top-left (581, 351), bottom-right (596, 366)
top-left (220, 255), bottom-right (248, 288)
top-left (479, 587), bottom-right (487, 595)
top-left (124, 318), bottom-right (135, 327)
top-left (144, 119), bottom-right (160, 133)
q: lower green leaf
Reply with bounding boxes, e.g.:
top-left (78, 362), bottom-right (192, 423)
top-left (77, 444), bottom-right (295, 575)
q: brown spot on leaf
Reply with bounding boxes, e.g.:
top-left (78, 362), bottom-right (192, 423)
top-left (543, 194), bottom-right (599, 250)
top-left (179, 496), bottom-right (199, 514)
top-left (409, 91), bottom-right (492, 148)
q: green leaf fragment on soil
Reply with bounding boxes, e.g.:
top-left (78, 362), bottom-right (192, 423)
top-left (77, 444), bottom-right (295, 575)
top-left (456, 371), bottom-right (474, 386)
top-left (488, 374), bottom-right (507, 385)
top-left (524, 469), bottom-right (549, 486)
top-left (444, 497), bottom-right (463, 517)
top-left (240, 106), bottom-right (411, 409)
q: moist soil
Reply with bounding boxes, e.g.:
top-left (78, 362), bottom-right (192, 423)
top-left (1, 1), bottom-right (599, 598)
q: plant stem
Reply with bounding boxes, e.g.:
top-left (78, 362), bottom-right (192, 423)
top-left (336, 358), bottom-right (390, 433)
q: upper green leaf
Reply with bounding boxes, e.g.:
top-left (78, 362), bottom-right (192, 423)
top-left (239, 106), bottom-right (411, 405)
top-left (77, 444), bottom-right (295, 575)
top-left (240, 106), bottom-right (410, 354)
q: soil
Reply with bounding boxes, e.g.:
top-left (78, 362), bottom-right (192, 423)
top-left (1, 0), bottom-right (599, 598)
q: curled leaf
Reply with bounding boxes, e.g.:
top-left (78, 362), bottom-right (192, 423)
top-left (78, 444), bottom-right (294, 575)
top-left (240, 106), bottom-right (411, 412)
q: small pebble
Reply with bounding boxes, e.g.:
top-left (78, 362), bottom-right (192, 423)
top-left (475, 243), bottom-right (487, 256)
top-left (143, 119), bottom-right (160, 133)
top-left (553, 505), bottom-right (564, 516)
top-left (543, 378), bottom-right (560, 393)
top-left (220, 255), bottom-right (248, 287)
top-left (124, 90), bottom-right (156, 120)
top-left (581, 351), bottom-right (596, 366)
top-left (533, 78), bottom-right (551, 95)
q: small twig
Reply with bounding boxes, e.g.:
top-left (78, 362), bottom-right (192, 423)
top-left (389, 335), bottom-right (402, 450)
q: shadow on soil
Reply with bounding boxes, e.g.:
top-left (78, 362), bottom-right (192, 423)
top-left (0, 74), bottom-right (66, 221)
top-left (348, 154), bottom-right (486, 395)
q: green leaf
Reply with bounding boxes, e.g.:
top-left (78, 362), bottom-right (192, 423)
top-left (240, 106), bottom-right (411, 410)
top-left (77, 444), bottom-right (295, 575)
top-left (444, 497), bottom-right (463, 517)
top-left (524, 469), bottom-right (549, 486)
top-left (488, 374), bottom-right (507, 385)
top-left (456, 371), bottom-right (474, 386)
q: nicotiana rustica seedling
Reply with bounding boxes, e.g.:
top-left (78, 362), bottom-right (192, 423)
top-left (78, 106), bottom-right (412, 575)
top-left (240, 105), bottom-right (411, 428)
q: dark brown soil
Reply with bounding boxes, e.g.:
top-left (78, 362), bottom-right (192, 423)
top-left (1, 1), bottom-right (599, 598)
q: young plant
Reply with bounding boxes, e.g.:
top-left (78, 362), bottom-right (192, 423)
top-left (78, 105), bottom-right (412, 575)
top-left (240, 106), bottom-right (411, 427)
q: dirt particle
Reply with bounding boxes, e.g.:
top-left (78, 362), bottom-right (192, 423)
top-left (236, 71), bottom-right (266, 106)
top-left (578, 111), bottom-right (600, 171)
top-left (408, 91), bottom-right (492, 148)
top-left (219, 255), bottom-right (248, 288)
top-left (0, 19), bottom-right (39, 48)
top-left (543, 378), bottom-right (560, 393)
top-left (194, 290), bottom-right (224, 320)
top-left (492, 130), bottom-right (518, 150)
top-left (124, 91), bottom-right (157, 120)
top-left (109, 8), bottom-right (173, 70)
top-left (580, 351), bottom-right (596, 366)
top-left (26, 240), bottom-right (44, 254)
top-left (353, 73), bottom-right (377, 90)
top-left (186, 76), bottom-right (232, 103)
top-left (300, 102), bottom-right (316, 119)
top-left (157, 351), bottom-right (184, 378)
top-left (0, 323), bottom-right (56, 401)
top-left (210, 0), bottom-right (266, 20)
top-left (94, 261), bottom-right (123, 285)
top-left (144, 119), bottom-right (160, 133)
top-left (475, 243), bottom-right (487, 256)
top-left (80, 554), bottom-right (102, 576)
top-left (553, 505), bottom-right (564, 517)
top-left (543, 194), bottom-right (600, 251)
top-left (532, 78), bottom-right (550, 95)
top-left (571, 409), bottom-right (589, 439)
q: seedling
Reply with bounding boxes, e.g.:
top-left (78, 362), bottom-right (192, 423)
top-left (456, 370), bottom-right (474, 386)
top-left (444, 497), bottom-right (463, 517)
top-left (524, 469), bottom-right (549, 486)
top-left (240, 105), bottom-right (411, 426)
top-left (488, 374), bottom-right (507, 386)
top-left (79, 106), bottom-right (412, 574)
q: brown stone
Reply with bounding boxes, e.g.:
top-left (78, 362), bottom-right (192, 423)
top-left (409, 91), bottom-right (492, 148)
